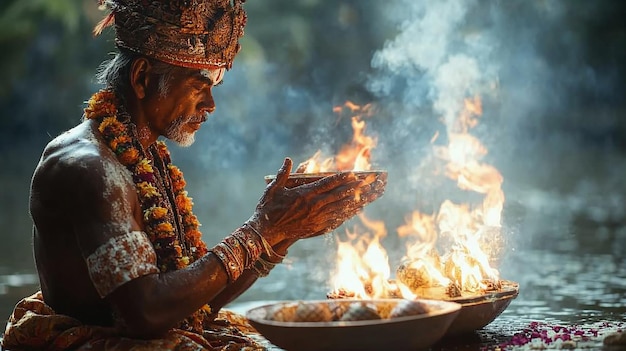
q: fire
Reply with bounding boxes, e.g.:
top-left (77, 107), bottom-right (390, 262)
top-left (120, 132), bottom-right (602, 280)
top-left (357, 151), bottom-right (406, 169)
top-left (316, 97), bottom-right (504, 300)
top-left (298, 101), bottom-right (376, 173)
top-left (330, 214), bottom-right (395, 299)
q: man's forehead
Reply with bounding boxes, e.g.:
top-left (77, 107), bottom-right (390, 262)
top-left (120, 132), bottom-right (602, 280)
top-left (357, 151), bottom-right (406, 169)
top-left (199, 68), bottom-right (226, 85)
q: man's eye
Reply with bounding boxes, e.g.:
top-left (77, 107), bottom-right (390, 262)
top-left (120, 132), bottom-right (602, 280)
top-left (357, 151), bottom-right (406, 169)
top-left (191, 81), bottom-right (207, 90)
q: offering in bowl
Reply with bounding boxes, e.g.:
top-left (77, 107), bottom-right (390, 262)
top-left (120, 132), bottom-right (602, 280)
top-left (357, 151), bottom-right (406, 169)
top-left (264, 170), bottom-right (387, 188)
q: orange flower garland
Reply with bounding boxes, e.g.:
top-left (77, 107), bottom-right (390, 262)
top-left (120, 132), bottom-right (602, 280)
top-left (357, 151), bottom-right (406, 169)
top-left (84, 90), bottom-right (210, 332)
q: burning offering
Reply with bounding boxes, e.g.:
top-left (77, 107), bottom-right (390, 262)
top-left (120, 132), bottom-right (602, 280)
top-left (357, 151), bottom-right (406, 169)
top-left (264, 170), bottom-right (387, 189)
top-left (246, 299), bottom-right (461, 351)
top-left (264, 102), bottom-right (386, 189)
top-left (302, 99), bottom-right (518, 335)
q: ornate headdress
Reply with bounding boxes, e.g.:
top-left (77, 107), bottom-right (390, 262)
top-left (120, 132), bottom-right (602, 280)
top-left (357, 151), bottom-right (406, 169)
top-left (94, 0), bottom-right (247, 70)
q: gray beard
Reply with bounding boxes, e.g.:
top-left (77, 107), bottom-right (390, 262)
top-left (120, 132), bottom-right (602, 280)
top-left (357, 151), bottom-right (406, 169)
top-left (165, 116), bottom-right (196, 147)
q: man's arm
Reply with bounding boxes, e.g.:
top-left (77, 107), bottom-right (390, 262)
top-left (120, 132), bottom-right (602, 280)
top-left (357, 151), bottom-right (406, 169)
top-left (205, 158), bottom-right (387, 312)
top-left (107, 252), bottom-right (230, 337)
top-left (207, 238), bottom-right (295, 312)
top-left (51, 148), bottom-right (233, 338)
top-left (58, 152), bottom-right (383, 338)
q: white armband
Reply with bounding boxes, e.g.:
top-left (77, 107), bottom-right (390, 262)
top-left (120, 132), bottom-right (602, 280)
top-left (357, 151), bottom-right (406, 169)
top-left (86, 231), bottom-right (159, 298)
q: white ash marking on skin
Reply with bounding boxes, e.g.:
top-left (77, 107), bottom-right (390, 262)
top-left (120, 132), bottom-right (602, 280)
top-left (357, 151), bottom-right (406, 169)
top-left (74, 122), bottom-right (135, 230)
top-left (86, 231), bottom-right (159, 298)
top-left (100, 149), bottom-right (135, 229)
top-left (86, 120), bottom-right (161, 295)
top-left (84, 123), bottom-right (98, 142)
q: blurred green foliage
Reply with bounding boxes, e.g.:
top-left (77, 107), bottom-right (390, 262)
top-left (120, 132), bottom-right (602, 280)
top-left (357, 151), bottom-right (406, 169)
top-left (0, 0), bottom-right (82, 38)
top-left (0, 0), bottom-right (109, 272)
top-left (0, 0), bottom-right (112, 146)
top-left (0, 0), bottom-right (84, 94)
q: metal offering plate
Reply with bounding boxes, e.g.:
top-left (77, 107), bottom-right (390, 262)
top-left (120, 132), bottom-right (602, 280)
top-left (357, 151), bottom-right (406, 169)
top-left (264, 170), bottom-right (387, 188)
top-left (443, 280), bottom-right (519, 335)
top-left (400, 280), bottom-right (519, 335)
top-left (246, 298), bottom-right (461, 351)
top-left (328, 280), bottom-right (519, 336)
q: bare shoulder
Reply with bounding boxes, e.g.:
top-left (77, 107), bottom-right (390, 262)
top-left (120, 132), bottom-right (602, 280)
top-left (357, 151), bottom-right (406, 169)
top-left (30, 121), bottom-right (138, 250)
top-left (33, 120), bottom-right (131, 196)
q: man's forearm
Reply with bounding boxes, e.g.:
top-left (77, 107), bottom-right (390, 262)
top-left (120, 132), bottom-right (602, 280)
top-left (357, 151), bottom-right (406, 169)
top-left (208, 239), bottom-right (296, 312)
top-left (208, 269), bottom-right (260, 312)
top-left (107, 251), bottom-right (230, 338)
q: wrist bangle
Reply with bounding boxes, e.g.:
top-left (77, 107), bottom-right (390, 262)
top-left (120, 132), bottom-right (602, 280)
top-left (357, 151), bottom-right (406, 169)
top-left (243, 222), bottom-right (286, 260)
top-left (232, 227), bottom-right (264, 266)
top-left (210, 242), bottom-right (244, 283)
top-left (252, 256), bottom-right (279, 277)
top-left (211, 227), bottom-right (265, 283)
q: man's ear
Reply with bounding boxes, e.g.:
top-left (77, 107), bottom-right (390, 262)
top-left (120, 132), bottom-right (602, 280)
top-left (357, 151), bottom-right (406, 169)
top-left (129, 57), bottom-right (152, 99)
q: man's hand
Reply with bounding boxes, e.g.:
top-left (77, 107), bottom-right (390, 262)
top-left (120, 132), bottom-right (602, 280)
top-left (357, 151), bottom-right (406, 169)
top-left (247, 158), bottom-right (387, 246)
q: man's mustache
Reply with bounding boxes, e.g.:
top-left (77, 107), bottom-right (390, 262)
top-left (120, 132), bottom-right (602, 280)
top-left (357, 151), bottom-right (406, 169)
top-left (186, 112), bottom-right (209, 124)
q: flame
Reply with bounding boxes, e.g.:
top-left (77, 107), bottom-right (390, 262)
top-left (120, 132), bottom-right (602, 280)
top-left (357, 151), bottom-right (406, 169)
top-left (299, 150), bottom-right (334, 173)
top-left (398, 212), bottom-right (450, 288)
top-left (298, 101), bottom-right (376, 172)
top-left (331, 214), bottom-right (395, 299)
top-left (316, 97), bottom-right (504, 300)
top-left (398, 96), bottom-right (503, 295)
top-left (335, 117), bottom-right (375, 171)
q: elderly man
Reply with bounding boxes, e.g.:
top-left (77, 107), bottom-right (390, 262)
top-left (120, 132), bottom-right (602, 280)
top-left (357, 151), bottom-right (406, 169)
top-left (1, 0), bottom-right (386, 350)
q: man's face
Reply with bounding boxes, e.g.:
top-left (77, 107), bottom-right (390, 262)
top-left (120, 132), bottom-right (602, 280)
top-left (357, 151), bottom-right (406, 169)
top-left (144, 65), bottom-right (225, 147)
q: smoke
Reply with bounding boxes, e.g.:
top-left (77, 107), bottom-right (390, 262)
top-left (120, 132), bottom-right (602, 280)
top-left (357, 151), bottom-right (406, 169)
top-left (362, 0), bottom-right (501, 231)
top-left (172, 0), bottom-right (625, 299)
top-left (362, 0), bottom-right (626, 283)
top-left (370, 0), bottom-right (491, 120)
top-left (369, 0), bottom-right (499, 157)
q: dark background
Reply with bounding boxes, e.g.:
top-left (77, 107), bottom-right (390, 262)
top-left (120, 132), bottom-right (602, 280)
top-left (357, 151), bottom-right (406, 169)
top-left (1, 0), bottom-right (625, 332)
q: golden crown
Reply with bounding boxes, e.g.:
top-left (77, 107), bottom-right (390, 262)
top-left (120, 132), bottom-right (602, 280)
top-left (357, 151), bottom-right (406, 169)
top-left (95, 0), bottom-right (247, 70)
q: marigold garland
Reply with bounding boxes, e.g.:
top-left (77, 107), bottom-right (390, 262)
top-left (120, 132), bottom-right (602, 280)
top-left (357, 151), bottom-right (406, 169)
top-left (84, 89), bottom-right (210, 332)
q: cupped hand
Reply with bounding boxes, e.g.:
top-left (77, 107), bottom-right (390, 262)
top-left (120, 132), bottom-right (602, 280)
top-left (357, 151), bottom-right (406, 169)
top-left (247, 158), bottom-right (387, 246)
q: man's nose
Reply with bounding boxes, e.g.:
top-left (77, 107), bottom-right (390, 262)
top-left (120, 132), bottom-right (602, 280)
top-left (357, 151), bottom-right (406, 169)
top-left (205, 105), bottom-right (216, 114)
top-left (200, 89), bottom-right (216, 113)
